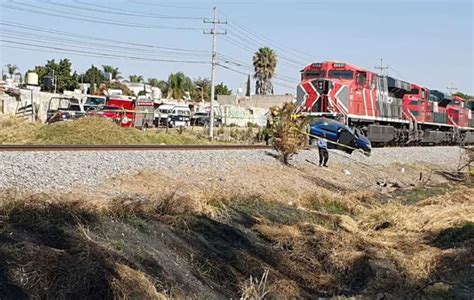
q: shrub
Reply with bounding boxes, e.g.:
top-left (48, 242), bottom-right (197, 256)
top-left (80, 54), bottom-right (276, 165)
top-left (217, 126), bottom-right (225, 135)
top-left (268, 103), bottom-right (308, 164)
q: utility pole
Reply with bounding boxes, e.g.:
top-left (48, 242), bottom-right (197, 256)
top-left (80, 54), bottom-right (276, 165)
top-left (30, 89), bottom-right (35, 122)
top-left (52, 69), bottom-right (57, 94)
top-left (204, 7), bottom-right (226, 140)
top-left (447, 82), bottom-right (457, 96)
top-left (374, 58), bottom-right (389, 76)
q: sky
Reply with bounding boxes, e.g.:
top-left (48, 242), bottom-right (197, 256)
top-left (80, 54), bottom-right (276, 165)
top-left (0, 0), bottom-right (473, 95)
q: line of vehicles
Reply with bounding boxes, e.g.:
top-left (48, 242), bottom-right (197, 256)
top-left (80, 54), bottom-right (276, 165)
top-left (46, 95), bottom-right (222, 129)
top-left (297, 61), bottom-right (474, 151)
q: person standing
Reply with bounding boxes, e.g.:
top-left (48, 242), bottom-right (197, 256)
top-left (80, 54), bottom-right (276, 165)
top-left (317, 136), bottom-right (329, 167)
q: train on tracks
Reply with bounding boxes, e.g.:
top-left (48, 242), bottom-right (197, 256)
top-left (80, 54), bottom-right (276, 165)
top-left (296, 61), bottom-right (474, 146)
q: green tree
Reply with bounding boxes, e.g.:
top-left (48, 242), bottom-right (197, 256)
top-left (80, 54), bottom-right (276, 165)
top-left (215, 82), bottom-right (232, 97)
top-left (129, 75), bottom-right (144, 83)
top-left (191, 78), bottom-right (231, 101)
top-left (253, 47), bottom-right (277, 95)
top-left (167, 72), bottom-right (194, 99)
top-left (102, 65), bottom-right (122, 80)
top-left (28, 59), bottom-right (78, 92)
top-left (147, 78), bottom-right (160, 87)
top-left (453, 92), bottom-right (473, 100)
top-left (193, 77), bottom-right (211, 101)
top-left (107, 81), bottom-right (133, 96)
top-left (6, 64), bottom-right (18, 78)
top-left (148, 78), bottom-right (169, 96)
top-left (83, 65), bottom-right (106, 86)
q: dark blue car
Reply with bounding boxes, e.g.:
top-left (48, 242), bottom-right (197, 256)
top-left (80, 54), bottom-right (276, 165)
top-left (309, 118), bottom-right (372, 155)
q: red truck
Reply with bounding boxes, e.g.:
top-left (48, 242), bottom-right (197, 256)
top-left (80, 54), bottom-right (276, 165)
top-left (93, 97), bottom-right (155, 129)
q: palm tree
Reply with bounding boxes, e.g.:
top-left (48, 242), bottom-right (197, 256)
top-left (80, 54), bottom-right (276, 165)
top-left (6, 64), bottom-right (18, 78)
top-left (148, 78), bottom-right (169, 95)
top-left (252, 47), bottom-right (277, 95)
top-left (102, 65), bottom-right (122, 80)
top-left (167, 72), bottom-right (194, 99)
top-left (129, 75), bottom-right (144, 83)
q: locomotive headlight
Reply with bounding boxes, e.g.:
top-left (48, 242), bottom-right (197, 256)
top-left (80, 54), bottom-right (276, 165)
top-left (318, 81), bottom-right (324, 90)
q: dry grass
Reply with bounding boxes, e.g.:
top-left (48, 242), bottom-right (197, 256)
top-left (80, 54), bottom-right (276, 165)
top-left (98, 171), bottom-right (473, 297)
top-left (111, 264), bottom-right (168, 300)
top-left (246, 186), bottom-right (474, 297)
top-left (0, 190), bottom-right (175, 299)
top-left (109, 191), bottom-right (198, 218)
top-left (0, 168), bottom-right (472, 298)
top-left (266, 279), bottom-right (301, 299)
top-left (0, 117), bottom-right (217, 145)
top-left (240, 269), bottom-right (270, 300)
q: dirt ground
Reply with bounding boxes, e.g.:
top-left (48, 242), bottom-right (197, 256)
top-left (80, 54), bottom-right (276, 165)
top-left (0, 159), bottom-right (473, 299)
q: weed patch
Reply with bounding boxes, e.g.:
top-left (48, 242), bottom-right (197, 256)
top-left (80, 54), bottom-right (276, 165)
top-left (218, 195), bottom-right (333, 228)
top-left (430, 222), bottom-right (474, 249)
top-left (396, 185), bottom-right (453, 205)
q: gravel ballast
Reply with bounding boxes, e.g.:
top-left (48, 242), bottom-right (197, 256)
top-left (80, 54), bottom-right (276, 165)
top-left (0, 146), bottom-right (465, 192)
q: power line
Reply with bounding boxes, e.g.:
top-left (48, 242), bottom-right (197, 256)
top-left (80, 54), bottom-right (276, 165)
top-left (0, 21), bottom-right (209, 54)
top-left (0, 33), bottom-right (209, 59)
top-left (45, 0), bottom-right (205, 20)
top-left (220, 10), bottom-right (315, 63)
top-left (217, 63), bottom-right (295, 90)
top-left (221, 35), bottom-right (303, 69)
top-left (221, 36), bottom-right (300, 70)
top-left (0, 3), bottom-right (204, 31)
top-left (0, 29), bottom-right (208, 58)
top-left (130, 0), bottom-right (209, 11)
top-left (219, 55), bottom-right (297, 82)
top-left (0, 26), bottom-right (296, 86)
top-left (0, 39), bottom-right (208, 64)
top-left (223, 29), bottom-right (304, 67)
top-left (226, 25), bottom-right (308, 66)
top-left (388, 66), bottom-right (408, 81)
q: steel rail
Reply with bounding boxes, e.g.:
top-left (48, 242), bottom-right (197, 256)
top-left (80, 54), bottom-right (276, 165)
top-left (0, 144), bottom-right (272, 152)
top-left (0, 144), bottom-right (467, 152)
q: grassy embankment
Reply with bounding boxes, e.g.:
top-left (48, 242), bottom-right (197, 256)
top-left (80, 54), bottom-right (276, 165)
top-left (0, 117), bottom-right (262, 145)
top-left (0, 176), bottom-right (472, 299)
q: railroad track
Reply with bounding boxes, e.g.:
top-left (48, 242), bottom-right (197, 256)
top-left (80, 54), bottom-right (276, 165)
top-left (0, 143), bottom-right (469, 152)
top-left (0, 144), bottom-right (272, 152)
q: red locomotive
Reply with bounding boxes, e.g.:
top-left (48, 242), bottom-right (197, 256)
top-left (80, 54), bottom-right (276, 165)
top-left (296, 61), bottom-right (474, 145)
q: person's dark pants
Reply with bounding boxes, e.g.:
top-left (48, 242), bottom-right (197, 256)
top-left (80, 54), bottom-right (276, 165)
top-left (318, 147), bottom-right (329, 166)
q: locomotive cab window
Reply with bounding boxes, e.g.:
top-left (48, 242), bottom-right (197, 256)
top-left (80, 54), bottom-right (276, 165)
top-left (304, 71), bottom-right (326, 80)
top-left (356, 72), bottom-right (367, 85)
top-left (421, 90), bottom-right (427, 99)
top-left (328, 70), bottom-right (353, 79)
